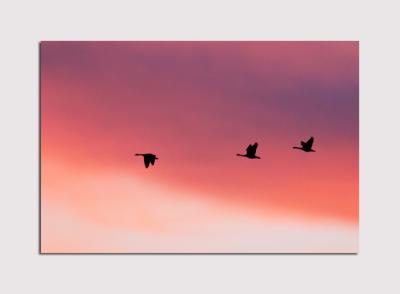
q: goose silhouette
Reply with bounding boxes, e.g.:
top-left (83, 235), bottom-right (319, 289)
top-left (135, 153), bottom-right (159, 168)
top-left (237, 143), bottom-right (261, 159)
top-left (293, 137), bottom-right (316, 152)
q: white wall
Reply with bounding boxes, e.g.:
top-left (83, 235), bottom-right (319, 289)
top-left (0, 0), bottom-right (399, 293)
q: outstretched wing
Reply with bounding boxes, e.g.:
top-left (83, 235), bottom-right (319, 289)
top-left (144, 157), bottom-right (151, 168)
top-left (305, 137), bottom-right (314, 148)
top-left (252, 142), bottom-right (258, 152)
top-left (150, 157), bottom-right (156, 166)
top-left (246, 143), bottom-right (258, 156)
top-left (246, 144), bottom-right (253, 154)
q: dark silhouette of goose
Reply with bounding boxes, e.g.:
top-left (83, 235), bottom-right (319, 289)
top-left (135, 153), bottom-right (159, 168)
top-left (237, 142), bottom-right (261, 159)
top-left (293, 137), bottom-right (316, 152)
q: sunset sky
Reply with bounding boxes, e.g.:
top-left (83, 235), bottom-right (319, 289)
top-left (40, 41), bottom-right (358, 253)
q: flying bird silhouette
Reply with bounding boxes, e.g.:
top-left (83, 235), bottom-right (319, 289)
top-left (135, 153), bottom-right (159, 168)
top-left (293, 137), bottom-right (316, 152)
top-left (237, 143), bottom-right (261, 159)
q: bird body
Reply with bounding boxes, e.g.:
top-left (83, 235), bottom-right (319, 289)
top-left (293, 137), bottom-right (315, 152)
top-left (135, 153), bottom-right (159, 168)
top-left (237, 143), bottom-right (261, 159)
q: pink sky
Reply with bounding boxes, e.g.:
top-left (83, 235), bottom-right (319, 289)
top-left (41, 41), bottom-right (358, 253)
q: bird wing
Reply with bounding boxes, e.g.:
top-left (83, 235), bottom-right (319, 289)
top-left (246, 143), bottom-right (258, 156)
top-left (253, 143), bottom-right (258, 152)
top-left (144, 157), bottom-right (151, 168)
top-left (246, 144), bottom-right (253, 154)
top-left (150, 157), bottom-right (156, 166)
top-left (305, 137), bottom-right (314, 148)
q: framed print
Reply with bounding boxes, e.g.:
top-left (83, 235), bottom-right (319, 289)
top-left (40, 41), bottom-right (358, 253)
